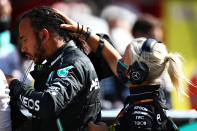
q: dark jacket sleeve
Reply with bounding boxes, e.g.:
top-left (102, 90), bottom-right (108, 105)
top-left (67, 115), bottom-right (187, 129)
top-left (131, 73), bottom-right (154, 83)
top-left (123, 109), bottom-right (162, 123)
top-left (9, 65), bottom-right (84, 119)
top-left (88, 52), bottom-right (113, 81)
top-left (10, 95), bottom-right (28, 130)
top-left (88, 33), bottom-right (115, 80)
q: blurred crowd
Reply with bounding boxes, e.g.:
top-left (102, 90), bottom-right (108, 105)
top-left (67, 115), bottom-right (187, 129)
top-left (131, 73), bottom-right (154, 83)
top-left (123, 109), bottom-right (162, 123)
top-left (1, 0), bottom-right (195, 110)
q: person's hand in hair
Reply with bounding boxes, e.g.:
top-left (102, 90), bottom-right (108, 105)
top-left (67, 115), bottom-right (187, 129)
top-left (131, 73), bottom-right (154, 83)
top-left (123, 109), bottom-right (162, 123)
top-left (88, 122), bottom-right (109, 131)
top-left (56, 9), bottom-right (121, 77)
top-left (54, 9), bottom-right (79, 33)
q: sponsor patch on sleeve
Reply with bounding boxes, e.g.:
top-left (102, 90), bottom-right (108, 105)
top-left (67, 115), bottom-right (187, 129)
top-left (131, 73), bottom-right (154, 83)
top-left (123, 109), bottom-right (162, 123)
top-left (57, 65), bottom-right (73, 78)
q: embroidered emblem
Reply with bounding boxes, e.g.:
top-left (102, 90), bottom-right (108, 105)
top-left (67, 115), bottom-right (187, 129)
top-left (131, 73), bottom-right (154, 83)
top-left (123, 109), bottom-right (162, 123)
top-left (57, 66), bottom-right (73, 77)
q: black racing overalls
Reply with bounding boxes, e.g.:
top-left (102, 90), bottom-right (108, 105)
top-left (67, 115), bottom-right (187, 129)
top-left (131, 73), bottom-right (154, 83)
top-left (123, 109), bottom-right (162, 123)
top-left (109, 85), bottom-right (179, 131)
top-left (9, 41), bottom-right (101, 131)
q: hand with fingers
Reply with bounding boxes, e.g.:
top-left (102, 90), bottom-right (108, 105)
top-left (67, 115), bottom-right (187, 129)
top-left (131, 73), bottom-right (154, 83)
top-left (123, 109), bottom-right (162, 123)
top-left (55, 9), bottom-right (91, 40)
top-left (54, 9), bottom-right (79, 32)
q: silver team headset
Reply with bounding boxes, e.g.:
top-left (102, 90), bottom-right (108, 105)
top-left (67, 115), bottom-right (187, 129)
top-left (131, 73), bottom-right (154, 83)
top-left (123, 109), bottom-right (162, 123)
top-left (117, 38), bottom-right (161, 85)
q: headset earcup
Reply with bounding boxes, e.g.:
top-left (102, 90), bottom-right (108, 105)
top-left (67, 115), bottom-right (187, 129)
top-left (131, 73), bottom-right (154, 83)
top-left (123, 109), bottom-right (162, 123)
top-left (128, 62), bottom-right (149, 84)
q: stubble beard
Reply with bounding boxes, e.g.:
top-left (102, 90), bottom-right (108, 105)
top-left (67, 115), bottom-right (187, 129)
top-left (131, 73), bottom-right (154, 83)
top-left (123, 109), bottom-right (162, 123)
top-left (34, 35), bottom-right (46, 64)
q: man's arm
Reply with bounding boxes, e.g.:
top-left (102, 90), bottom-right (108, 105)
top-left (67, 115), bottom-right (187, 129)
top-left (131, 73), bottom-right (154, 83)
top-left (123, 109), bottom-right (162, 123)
top-left (7, 65), bottom-right (84, 119)
top-left (55, 10), bottom-right (122, 77)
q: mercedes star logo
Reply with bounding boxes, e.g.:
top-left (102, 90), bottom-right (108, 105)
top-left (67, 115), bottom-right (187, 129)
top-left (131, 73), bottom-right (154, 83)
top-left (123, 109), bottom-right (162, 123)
top-left (132, 72), bottom-right (141, 80)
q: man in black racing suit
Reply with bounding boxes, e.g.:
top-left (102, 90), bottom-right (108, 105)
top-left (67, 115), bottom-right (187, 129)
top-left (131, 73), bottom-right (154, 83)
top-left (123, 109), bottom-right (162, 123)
top-left (6, 6), bottom-right (101, 131)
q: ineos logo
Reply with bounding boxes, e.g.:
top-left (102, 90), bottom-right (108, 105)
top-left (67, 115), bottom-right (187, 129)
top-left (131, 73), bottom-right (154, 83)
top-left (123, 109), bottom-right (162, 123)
top-left (19, 95), bottom-right (40, 111)
top-left (132, 72), bottom-right (141, 80)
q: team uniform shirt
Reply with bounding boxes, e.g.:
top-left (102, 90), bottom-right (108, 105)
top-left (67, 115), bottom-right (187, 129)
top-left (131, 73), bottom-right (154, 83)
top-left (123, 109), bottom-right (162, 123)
top-left (9, 41), bottom-right (101, 131)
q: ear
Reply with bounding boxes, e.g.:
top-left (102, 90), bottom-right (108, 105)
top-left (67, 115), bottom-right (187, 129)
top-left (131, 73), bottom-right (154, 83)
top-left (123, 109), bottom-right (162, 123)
top-left (39, 28), bottom-right (49, 41)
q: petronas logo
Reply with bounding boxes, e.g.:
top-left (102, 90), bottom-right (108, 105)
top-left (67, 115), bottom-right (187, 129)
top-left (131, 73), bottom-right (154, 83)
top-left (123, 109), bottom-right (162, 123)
top-left (57, 66), bottom-right (74, 77)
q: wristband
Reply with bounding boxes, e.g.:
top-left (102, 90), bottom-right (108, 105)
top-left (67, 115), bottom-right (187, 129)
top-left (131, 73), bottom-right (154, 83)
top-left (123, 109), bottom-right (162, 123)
top-left (79, 25), bottom-right (83, 35)
top-left (76, 22), bottom-right (79, 33)
top-left (84, 27), bottom-right (91, 40)
top-left (95, 35), bottom-right (104, 58)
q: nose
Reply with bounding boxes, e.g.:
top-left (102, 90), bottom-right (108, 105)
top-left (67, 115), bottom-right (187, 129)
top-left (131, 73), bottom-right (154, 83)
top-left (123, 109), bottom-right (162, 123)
top-left (21, 44), bottom-right (27, 53)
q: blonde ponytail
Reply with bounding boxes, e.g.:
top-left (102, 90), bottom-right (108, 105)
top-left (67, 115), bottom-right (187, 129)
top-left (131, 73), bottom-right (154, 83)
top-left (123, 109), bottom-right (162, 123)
top-left (165, 53), bottom-right (186, 96)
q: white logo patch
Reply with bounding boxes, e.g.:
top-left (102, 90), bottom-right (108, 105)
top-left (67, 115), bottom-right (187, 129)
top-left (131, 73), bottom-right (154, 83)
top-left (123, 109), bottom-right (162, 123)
top-left (90, 78), bottom-right (99, 91)
top-left (19, 95), bottom-right (40, 111)
top-left (46, 86), bottom-right (60, 96)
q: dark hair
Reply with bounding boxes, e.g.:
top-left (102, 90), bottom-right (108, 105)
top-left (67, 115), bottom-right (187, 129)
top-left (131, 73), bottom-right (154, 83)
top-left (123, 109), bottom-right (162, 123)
top-left (20, 6), bottom-right (86, 52)
top-left (132, 14), bottom-right (163, 38)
